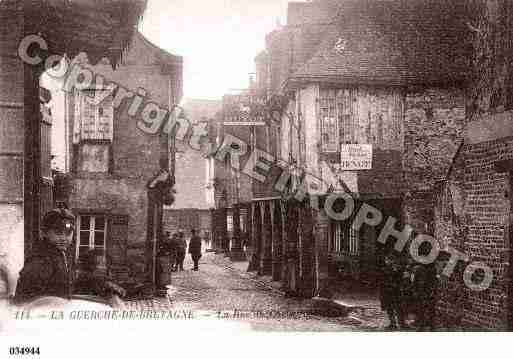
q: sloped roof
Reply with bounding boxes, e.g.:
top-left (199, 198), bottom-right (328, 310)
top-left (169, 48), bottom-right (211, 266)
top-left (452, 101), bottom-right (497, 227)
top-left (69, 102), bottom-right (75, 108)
top-left (265, 22), bottom-right (334, 92)
top-left (135, 31), bottom-right (183, 67)
top-left (4, 0), bottom-right (147, 68)
top-left (288, 0), bottom-right (472, 88)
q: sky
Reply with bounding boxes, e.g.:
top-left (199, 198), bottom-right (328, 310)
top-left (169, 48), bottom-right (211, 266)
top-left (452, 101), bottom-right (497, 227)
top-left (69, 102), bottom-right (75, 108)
top-left (139, 0), bottom-right (298, 100)
top-left (43, 0), bottom-right (301, 170)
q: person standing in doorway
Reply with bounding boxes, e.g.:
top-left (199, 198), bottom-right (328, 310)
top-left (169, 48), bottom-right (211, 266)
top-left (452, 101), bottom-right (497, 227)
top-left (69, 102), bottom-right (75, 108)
top-left (175, 231), bottom-right (186, 271)
top-left (189, 229), bottom-right (202, 271)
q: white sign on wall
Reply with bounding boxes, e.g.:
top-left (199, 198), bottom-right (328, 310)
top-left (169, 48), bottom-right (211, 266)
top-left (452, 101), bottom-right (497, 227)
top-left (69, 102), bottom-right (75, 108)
top-left (340, 144), bottom-right (373, 170)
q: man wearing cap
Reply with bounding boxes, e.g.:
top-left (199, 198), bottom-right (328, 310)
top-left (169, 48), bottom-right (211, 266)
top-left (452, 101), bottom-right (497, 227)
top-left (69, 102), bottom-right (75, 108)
top-left (13, 208), bottom-right (76, 303)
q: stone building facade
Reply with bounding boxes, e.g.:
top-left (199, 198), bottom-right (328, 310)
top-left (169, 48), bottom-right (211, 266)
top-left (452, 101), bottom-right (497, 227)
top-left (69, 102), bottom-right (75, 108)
top-left (66, 32), bottom-right (182, 282)
top-left (251, 0), bottom-right (513, 330)
top-left (0, 0), bottom-right (147, 299)
top-left (163, 99), bottom-right (221, 247)
top-left (248, 0), bottom-right (470, 295)
top-left (207, 92), bottom-right (258, 259)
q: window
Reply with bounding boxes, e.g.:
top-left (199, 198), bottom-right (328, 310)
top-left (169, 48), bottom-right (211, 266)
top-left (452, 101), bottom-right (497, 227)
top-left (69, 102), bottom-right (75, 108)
top-left (73, 89), bottom-right (114, 143)
top-left (329, 221), bottom-right (359, 256)
top-left (226, 212), bottom-right (234, 233)
top-left (239, 208), bottom-right (247, 233)
top-left (319, 88), bottom-right (358, 152)
top-left (76, 214), bottom-right (107, 267)
top-left (319, 89), bottom-right (338, 152)
top-left (72, 89), bottom-right (114, 173)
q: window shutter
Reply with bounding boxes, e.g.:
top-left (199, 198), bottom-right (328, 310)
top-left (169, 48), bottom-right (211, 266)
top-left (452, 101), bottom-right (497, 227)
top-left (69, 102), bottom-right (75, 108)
top-left (107, 214), bottom-right (129, 282)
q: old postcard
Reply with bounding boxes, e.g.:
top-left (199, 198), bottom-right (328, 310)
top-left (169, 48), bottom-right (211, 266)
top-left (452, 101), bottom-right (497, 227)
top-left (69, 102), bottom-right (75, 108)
top-left (1, 0), bottom-right (512, 357)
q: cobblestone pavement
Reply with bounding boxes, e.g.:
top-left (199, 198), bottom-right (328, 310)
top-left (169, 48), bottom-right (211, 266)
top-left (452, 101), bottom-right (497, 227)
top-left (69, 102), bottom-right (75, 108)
top-left (126, 253), bottom-right (386, 331)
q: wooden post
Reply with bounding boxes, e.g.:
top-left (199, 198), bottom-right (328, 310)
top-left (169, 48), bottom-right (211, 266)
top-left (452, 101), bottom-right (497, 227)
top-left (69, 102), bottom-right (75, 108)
top-left (272, 200), bottom-right (283, 281)
top-left (230, 204), bottom-right (246, 261)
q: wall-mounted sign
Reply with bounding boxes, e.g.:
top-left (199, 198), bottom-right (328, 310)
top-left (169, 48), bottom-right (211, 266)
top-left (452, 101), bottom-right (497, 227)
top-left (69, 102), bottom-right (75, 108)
top-left (340, 144), bottom-right (373, 170)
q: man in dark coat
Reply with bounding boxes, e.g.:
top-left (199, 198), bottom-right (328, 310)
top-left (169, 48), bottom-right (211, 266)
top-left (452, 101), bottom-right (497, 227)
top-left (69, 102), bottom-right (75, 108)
top-left (379, 254), bottom-right (407, 330)
top-left (188, 229), bottom-right (202, 271)
top-left (175, 231), bottom-right (186, 271)
top-left (412, 261), bottom-right (438, 330)
top-left (14, 208), bottom-right (76, 303)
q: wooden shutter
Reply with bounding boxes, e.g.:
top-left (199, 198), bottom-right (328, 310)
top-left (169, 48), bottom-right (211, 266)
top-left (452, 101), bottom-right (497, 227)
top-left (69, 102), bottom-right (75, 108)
top-left (107, 214), bottom-right (129, 282)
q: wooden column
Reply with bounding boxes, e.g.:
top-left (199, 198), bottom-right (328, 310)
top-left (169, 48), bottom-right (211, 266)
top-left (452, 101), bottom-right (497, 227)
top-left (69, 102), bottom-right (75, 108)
top-left (260, 202), bottom-right (273, 276)
top-left (284, 201), bottom-right (300, 295)
top-left (248, 203), bottom-right (261, 272)
top-left (272, 200), bottom-right (283, 282)
top-left (298, 202), bottom-right (316, 298)
top-left (245, 202), bottom-right (253, 269)
top-left (215, 207), bottom-right (228, 253)
top-left (229, 204), bottom-right (246, 261)
top-left (280, 201), bottom-right (288, 287)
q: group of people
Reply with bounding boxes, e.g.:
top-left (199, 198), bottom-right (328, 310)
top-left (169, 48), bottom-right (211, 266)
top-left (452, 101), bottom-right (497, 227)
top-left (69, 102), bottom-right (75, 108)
top-left (159, 229), bottom-right (202, 272)
top-left (379, 251), bottom-right (438, 331)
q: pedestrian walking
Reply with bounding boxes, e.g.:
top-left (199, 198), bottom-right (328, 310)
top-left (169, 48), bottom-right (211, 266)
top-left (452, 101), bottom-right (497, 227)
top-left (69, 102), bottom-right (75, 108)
top-left (411, 242), bottom-right (439, 330)
top-left (13, 208), bottom-right (76, 303)
top-left (175, 231), bottom-right (186, 271)
top-left (379, 254), bottom-right (407, 330)
top-left (189, 229), bottom-right (202, 271)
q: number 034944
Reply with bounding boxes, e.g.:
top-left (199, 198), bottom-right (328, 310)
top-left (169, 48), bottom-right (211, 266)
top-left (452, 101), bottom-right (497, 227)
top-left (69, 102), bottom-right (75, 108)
top-left (9, 347), bottom-right (40, 356)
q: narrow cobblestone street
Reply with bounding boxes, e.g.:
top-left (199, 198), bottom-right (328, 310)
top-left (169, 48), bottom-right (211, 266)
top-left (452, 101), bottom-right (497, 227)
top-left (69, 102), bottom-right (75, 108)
top-left (125, 253), bottom-right (386, 331)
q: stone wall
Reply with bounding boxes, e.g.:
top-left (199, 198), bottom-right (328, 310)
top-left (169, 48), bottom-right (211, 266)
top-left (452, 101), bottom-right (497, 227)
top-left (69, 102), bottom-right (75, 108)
top-left (67, 33), bottom-right (181, 282)
top-left (69, 178), bottom-right (148, 281)
top-left (433, 135), bottom-right (513, 329)
top-left (431, 0), bottom-right (513, 329)
top-left (403, 87), bottom-right (466, 231)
